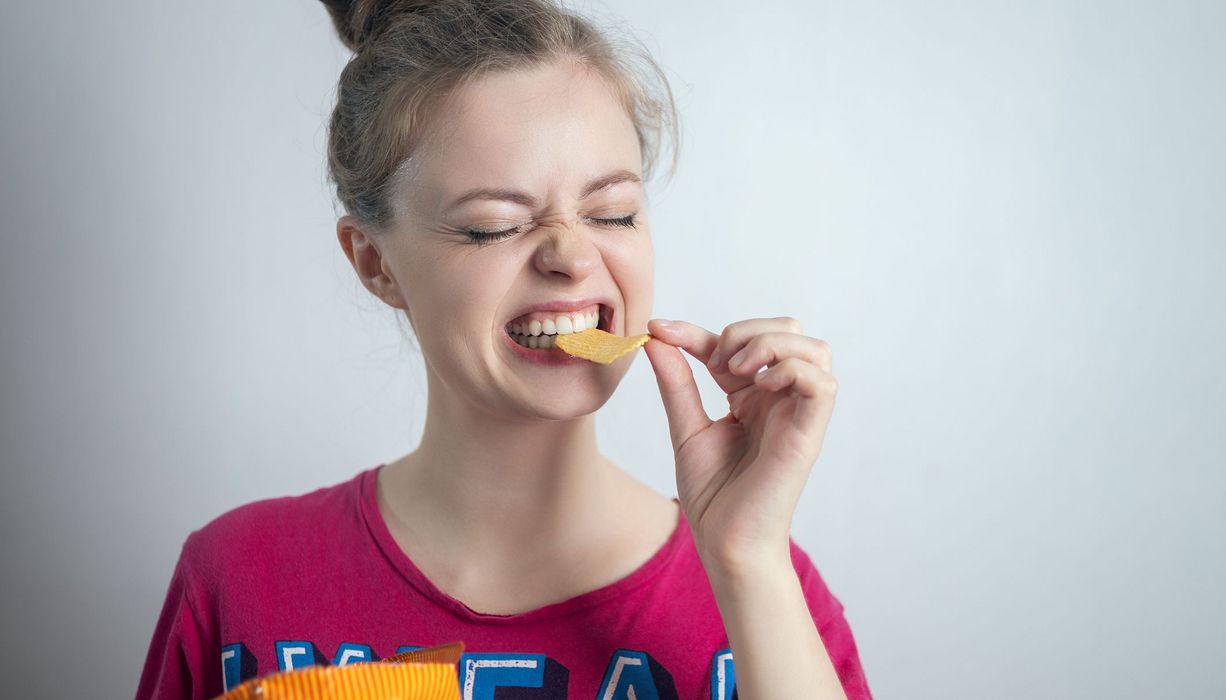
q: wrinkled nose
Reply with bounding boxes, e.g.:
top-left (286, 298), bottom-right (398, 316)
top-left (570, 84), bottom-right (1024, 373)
top-left (532, 224), bottom-right (599, 280)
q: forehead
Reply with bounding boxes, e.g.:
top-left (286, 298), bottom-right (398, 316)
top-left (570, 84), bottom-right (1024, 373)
top-left (408, 61), bottom-right (642, 211)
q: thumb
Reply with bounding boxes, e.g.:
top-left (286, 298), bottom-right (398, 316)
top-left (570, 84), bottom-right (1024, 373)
top-left (643, 337), bottom-right (712, 452)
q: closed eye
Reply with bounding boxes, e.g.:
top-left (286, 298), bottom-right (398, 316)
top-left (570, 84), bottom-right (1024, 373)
top-left (464, 213), bottom-right (639, 246)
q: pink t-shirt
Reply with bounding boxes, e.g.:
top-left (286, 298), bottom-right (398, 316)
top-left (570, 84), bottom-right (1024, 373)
top-left (136, 465), bottom-right (872, 699)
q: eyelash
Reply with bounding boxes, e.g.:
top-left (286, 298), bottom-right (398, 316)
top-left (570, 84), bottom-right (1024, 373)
top-left (464, 214), bottom-right (639, 246)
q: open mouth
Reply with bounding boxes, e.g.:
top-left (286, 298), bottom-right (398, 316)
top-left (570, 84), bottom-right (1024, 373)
top-left (504, 303), bottom-right (612, 349)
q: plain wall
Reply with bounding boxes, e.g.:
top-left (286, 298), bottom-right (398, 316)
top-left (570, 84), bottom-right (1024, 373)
top-left (1, 1), bottom-right (1223, 697)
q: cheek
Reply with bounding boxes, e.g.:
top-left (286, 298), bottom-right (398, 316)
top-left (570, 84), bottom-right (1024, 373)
top-left (604, 243), bottom-right (655, 330)
top-left (605, 226), bottom-right (654, 277)
top-left (401, 254), bottom-right (511, 337)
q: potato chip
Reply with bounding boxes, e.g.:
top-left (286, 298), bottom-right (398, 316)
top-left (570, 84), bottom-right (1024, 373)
top-left (215, 641), bottom-right (463, 700)
top-left (554, 328), bottom-right (650, 364)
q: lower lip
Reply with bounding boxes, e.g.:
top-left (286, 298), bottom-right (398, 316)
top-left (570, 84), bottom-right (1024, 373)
top-left (501, 310), bottom-right (615, 366)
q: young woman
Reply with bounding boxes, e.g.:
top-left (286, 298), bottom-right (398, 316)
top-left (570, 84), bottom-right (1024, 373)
top-left (137, 1), bottom-right (872, 698)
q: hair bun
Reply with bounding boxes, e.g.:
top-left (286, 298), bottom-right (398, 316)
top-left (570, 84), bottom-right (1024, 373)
top-left (320, 0), bottom-right (437, 52)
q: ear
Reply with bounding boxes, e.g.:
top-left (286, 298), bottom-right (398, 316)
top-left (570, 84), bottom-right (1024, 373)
top-left (336, 215), bottom-right (411, 313)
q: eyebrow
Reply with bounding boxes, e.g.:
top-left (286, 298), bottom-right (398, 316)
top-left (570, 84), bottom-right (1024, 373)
top-left (445, 169), bottom-right (642, 211)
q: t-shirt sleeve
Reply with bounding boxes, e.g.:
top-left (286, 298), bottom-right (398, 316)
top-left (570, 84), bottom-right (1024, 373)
top-left (135, 537), bottom-right (214, 700)
top-left (791, 541), bottom-right (874, 700)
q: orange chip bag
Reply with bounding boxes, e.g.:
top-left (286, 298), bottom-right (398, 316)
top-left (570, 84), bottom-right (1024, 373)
top-left (215, 642), bottom-right (464, 700)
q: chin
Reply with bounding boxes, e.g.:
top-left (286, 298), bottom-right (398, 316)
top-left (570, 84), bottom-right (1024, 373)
top-left (512, 376), bottom-right (624, 421)
top-left (523, 393), bottom-right (609, 421)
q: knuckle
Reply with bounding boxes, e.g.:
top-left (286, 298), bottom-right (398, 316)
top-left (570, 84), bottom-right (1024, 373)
top-left (716, 326), bottom-right (736, 351)
top-left (821, 375), bottom-right (839, 395)
top-left (778, 316), bottom-right (803, 333)
top-left (813, 338), bottom-right (833, 363)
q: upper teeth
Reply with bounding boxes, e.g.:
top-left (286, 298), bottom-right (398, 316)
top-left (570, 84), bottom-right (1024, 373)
top-left (510, 310), bottom-right (600, 337)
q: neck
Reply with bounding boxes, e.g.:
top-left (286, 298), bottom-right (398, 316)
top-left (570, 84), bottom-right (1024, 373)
top-left (380, 366), bottom-right (625, 568)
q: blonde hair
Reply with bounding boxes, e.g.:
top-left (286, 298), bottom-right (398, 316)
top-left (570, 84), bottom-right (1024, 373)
top-left (320, 0), bottom-right (681, 229)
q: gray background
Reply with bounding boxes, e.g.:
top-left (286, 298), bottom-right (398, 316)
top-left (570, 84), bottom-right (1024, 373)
top-left (2, 0), bottom-right (1223, 697)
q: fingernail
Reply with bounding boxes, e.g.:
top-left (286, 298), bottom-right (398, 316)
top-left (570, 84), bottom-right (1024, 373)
top-left (651, 319), bottom-right (672, 328)
top-left (708, 350), bottom-right (723, 369)
top-left (728, 348), bottom-right (748, 368)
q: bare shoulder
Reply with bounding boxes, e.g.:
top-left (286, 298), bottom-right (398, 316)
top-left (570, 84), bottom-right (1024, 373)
top-left (615, 476), bottom-right (682, 554)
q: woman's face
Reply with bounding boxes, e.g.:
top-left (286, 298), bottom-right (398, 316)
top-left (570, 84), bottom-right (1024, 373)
top-left (372, 59), bottom-right (654, 421)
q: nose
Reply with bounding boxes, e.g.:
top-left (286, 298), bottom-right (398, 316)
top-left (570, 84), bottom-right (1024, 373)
top-left (532, 224), bottom-right (600, 280)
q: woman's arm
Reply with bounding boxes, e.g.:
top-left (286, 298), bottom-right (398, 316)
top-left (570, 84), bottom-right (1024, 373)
top-left (642, 317), bottom-right (869, 699)
top-left (705, 551), bottom-right (849, 700)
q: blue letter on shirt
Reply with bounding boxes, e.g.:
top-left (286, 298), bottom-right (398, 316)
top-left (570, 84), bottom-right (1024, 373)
top-left (220, 643), bottom-right (256, 691)
top-left (333, 642), bottom-right (376, 666)
top-left (596, 649), bottom-right (679, 700)
top-left (274, 640), bottom-right (325, 671)
top-left (460, 652), bottom-right (548, 700)
top-left (709, 647), bottom-right (736, 700)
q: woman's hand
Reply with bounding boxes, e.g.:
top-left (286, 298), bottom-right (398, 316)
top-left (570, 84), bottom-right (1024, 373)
top-left (642, 317), bottom-right (838, 573)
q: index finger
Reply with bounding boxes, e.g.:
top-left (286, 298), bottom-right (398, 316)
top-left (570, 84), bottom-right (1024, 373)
top-left (647, 318), bottom-right (719, 363)
top-left (647, 318), bottom-right (755, 394)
